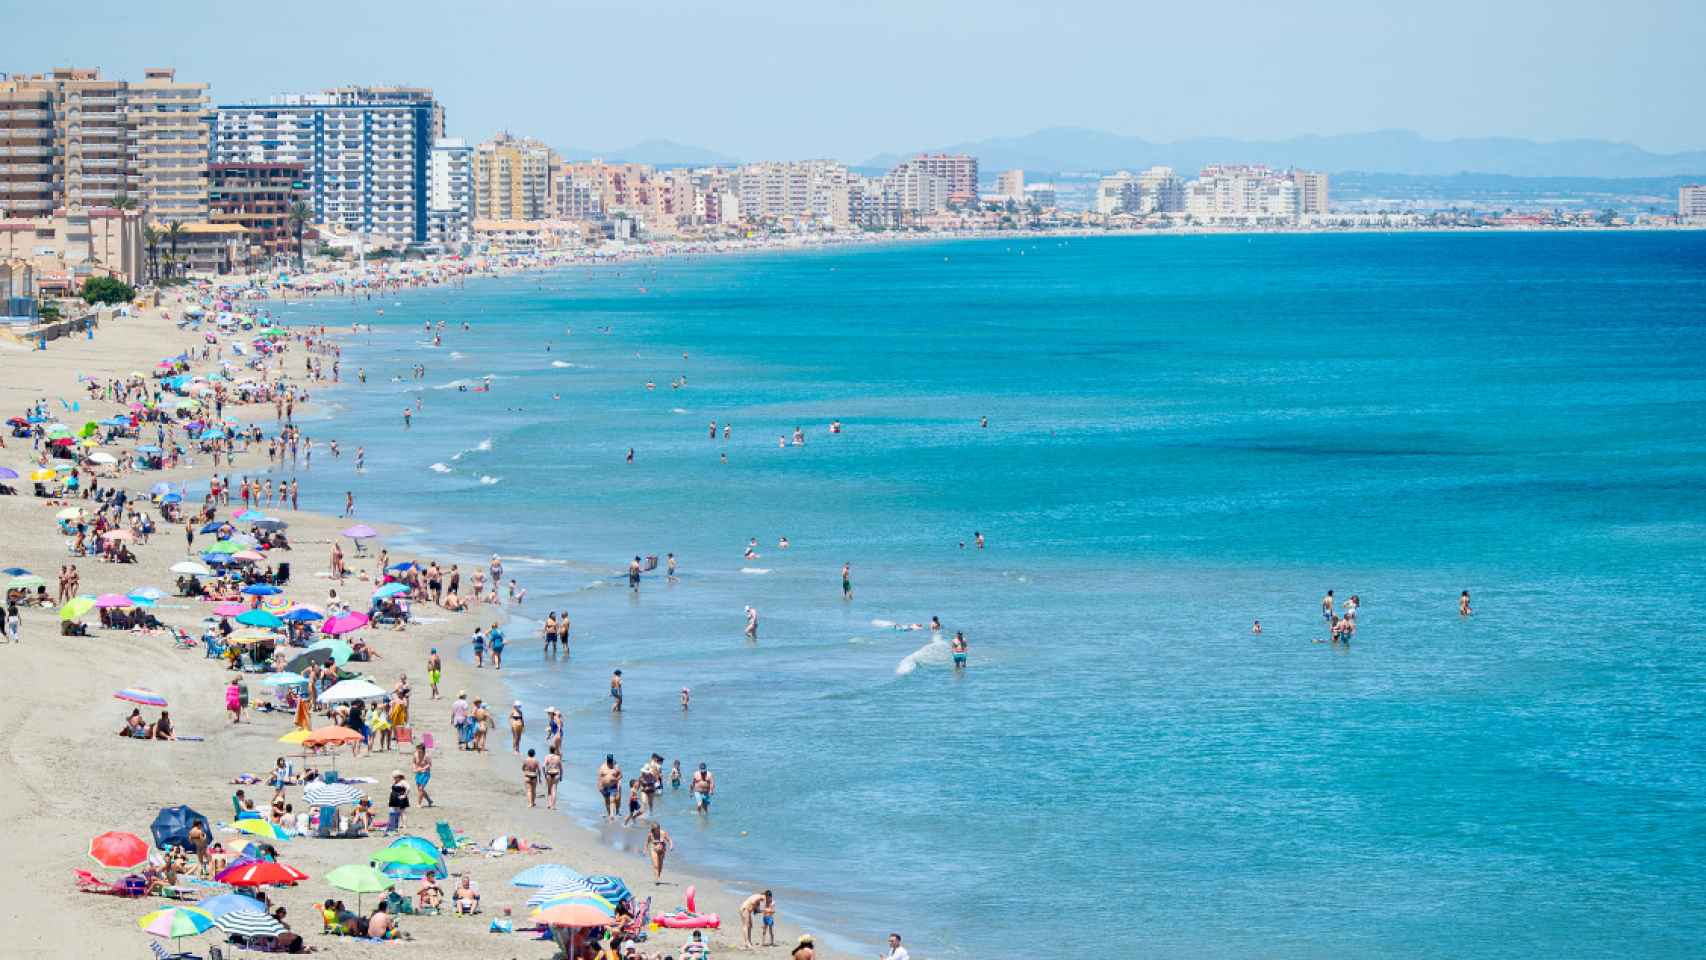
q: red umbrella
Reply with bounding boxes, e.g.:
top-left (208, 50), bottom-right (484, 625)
top-left (216, 861), bottom-right (309, 887)
top-left (89, 831), bottom-right (150, 869)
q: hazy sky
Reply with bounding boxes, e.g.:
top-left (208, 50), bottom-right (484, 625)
top-left (4, 0), bottom-right (1702, 159)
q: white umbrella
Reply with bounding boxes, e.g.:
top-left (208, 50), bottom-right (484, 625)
top-left (319, 677), bottom-right (387, 702)
top-left (171, 561), bottom-right (213, 576)
top-left (86, 451), bottom-right (117, 465)
top-left (303, 781), bottom-right (365, 807)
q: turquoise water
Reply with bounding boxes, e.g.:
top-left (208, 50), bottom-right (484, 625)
top-left (287, 232), bottom-right (1706, 957)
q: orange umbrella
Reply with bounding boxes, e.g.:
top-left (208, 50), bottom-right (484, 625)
top-left (302, 726), bottom-right (363, 747)
top-left (532, 902), bottom-right (615, 927)
top-left (89, 831), bottom-right (149, 869)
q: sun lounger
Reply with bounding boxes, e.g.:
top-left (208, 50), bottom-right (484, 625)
top-left (74, 868), bottom-right (146, 897)
top-left (148, 940), bottom-right (197, 960)
top-left (435, 820), bottom-right (474, 854)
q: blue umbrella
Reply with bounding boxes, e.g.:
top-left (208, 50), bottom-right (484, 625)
top-left (510, 864), bottom-right (585, 888)
top-left (160, 492), bottom-right (183, 504)
top-left (387, 562), bottom-right (418, 572)
top-left (197, 892), bottom-right (266, 918)
top-left (236, 609), bottom-right (283, 628)
top-left (240, 584), bottom-right (282, 596)
top-left (280, 608), bottom-right (324, 622)
top-left (150, 805), bottom-right (210, 851)
top-left (130, 587), bottom-right (166, 601)
top-left (374, 835), bottom-right (447, 880)
top-left (2, 567), bottom-right (29, 576)
top-left (260, 672), bottom-right (307, 687)
top-left (200, 521), bottom-right (228, 534)
top-left (371, 582), bottom-right (409, 600)
top-left (150, 482), bottom-right (180, 495)
top-left (137, 445), bottom-right (162, 454)
top-left (582, 874), bottom-right (631, 906)
top-left (201, 553), bottom-right (236, 566)
top-left (526, 877), bottom-right (595, 906)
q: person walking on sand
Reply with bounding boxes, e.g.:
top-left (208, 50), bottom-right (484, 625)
top-left (739, 891), bottom-right (772, 948)
top-left (646, 821), bottom-right (673, 883)
top-left (508, 701), bottom-right (525, 753)
top-left (413, 741), bottom-right (434, 808)
top-left (521, 749), bottom-right (540, 808)
top-left (597, 754), bottom-right (622, 821)
top-left (489, 621), bottom-right (506, 669)
top-left (225, 679), bottom-right (243, 724)
top-left (426, 648), bottom-right (442, 699)
top-left (880, 932), bottom-right (910, 960)
top-left (543, 748), bottom-right (563, 809)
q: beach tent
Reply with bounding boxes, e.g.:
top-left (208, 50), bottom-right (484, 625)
top-left (150, 804), bottom-right (211, 851)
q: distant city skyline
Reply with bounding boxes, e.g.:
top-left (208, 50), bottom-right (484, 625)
top-left (3, 0), bottom-right (1703, 160)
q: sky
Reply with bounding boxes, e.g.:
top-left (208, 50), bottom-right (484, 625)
top-left (3, 0), bottom-right (1703, 160)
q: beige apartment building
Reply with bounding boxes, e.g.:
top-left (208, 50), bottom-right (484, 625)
top-left (0, 67), bottom-right (210, 221)
top-left (473, 134), bottom-right (557, 221)
top-left (0, 207), bottom-right (144, 287)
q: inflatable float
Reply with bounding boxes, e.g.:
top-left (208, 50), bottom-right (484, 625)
top-left (653, 886), bottom-right (721, 929)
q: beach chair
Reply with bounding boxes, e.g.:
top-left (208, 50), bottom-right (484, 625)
top-left (384, 889), bottom-right (417, 916)
top-left (435, 820), bottom-right (474, 854)
top-left (148, 940), bottom-right (196, 960)
top-left (619, 897), bottom-right (652, 942)
top-left (315, 805), bottom-right (337, 839)
top-left (73, 868), bottom-right (145, 897)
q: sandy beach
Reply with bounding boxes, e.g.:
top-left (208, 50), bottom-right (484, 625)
top-left (0, 297), bottom-right (849, 960)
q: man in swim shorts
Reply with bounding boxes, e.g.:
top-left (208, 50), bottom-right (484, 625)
top-left (597, 754), bottom-right (622, 821)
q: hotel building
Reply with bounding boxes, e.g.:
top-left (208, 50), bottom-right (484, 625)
top-left (473, 133), bottom-right (556, 221)
top-left (212, 86), bottom-right (440, 242)
top-left (428, 138), bottom-right (474, 247)
top-left (208, 163), bottom-right (307, 260)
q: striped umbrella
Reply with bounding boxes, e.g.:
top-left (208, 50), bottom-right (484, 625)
top-left (303, 782), bottom-right (365, 807)
top-left (233, 819), bottom-right (290, 841)
top-left (582, 874), bottom-right (632, 906)
top-left (525, 878), bottom-right (596, 906)
top-left (510, 863), bottom-right (585, 888)
top-left (138, 906), bottom-right (215, 943)
top-left (534, 891), bottom-right (616, 917)
top-left (259, 595), bottom-right (291, 613)
top-left (114, 688), bottom-right (168, 708)
top-left (213, 909), bottom-right (285, 937)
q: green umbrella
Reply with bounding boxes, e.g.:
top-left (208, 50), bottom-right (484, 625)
top-left (7, 574), bottom-right (46, 590)
top-left (79, 421), bottom-right (99, 438)
top-left (59, 595), bottom-right (96, 621)
top-left (371, 845), bottom-right (438, 868)
top-left (203, 540), bottom-right (241, 555)
top-left (326, 864), bottom-right (394, 912)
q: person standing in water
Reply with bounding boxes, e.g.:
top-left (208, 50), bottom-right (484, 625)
top-left (1251, 620), bottom-right (1262, 635)
top-left (841, 563), bottom-right (852, 600)
top-left (1322, 589), bottom-right (1335, 624)
top-left (1460, 590), bottom-right (1473, 616)
top-left (951, 631), bottom-right (969, 670)
top-left (744, 606), bottom-right (758, 641)
top-left (609, 670), bottom-right (623, 712)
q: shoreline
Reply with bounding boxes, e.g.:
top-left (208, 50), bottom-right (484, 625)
top-left (0, 296), bottom-right (856, 959)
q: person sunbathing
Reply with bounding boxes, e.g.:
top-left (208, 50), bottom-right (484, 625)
top-left (416, 872), bottom-right (444, 912)
top-left (149, 711), bottom-right (176, 740)
top-left (452, 875), bottom-right (480, 914)
top-left (117, 710), bottom-right (147, 738)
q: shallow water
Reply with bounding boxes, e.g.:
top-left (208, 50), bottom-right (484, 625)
top-left (286, 232), bottom-right (1706, 957)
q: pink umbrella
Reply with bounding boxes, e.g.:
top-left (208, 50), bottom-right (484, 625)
top-left (232, 550), bottom-right (266, 562)
top-left (212, 602), bottom-right (247, 617)
top-left (321, 612), bottom-right (369, 635)
top-left (93, 593), bottom-right (135, 608)
top-left (342, 524), bottom-right (378, 539)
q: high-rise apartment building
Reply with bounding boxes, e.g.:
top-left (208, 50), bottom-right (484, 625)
top-left (0, 67), bottom-right (210, 220)
top-left (1292, 170), bottom-right (1329, 215)
top-left (1186, 164), bottom-right (1299, 220)
top-left (735, 160), bottom-right (852, 225)
top-left (129, 68), bottom-right (211, 222)
top-left (883, 157), bottom-right (954, 217)
top-left (1679, 184), bottom-right (1706, 220)
top-left (428, 138), bottom-right (473, 247)
top-left (907, 153), bottom-right (979, 206)
top-left (208, 163), bottom-right (306, 260)
top-left (473, 133), bottom-right (556, 221)
top-left (996, 169), bottom-right (1025, 204)
top-left (212, 86), bottom-right (439, 242)
top-left (1137, 166), bottom-right (1186, 213)
top-left (1095, 171), bottom-right (1138, 215)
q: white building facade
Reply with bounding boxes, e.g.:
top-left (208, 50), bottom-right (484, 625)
top-left (427, 137), bottom-right (473, 247)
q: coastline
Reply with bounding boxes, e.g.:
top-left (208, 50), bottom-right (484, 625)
top-left (0, 296), bottom-right (854, 959)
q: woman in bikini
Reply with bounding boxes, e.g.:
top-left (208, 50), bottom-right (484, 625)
top-left (508, 702), bottom-right (525, 753)
top-left (646, 821), bottom-right (674, 882)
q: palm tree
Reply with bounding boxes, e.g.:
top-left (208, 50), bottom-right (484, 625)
top-left (165, 220), bottom-right (184, 279)
top-left (287, 200), bottom-right (314, 272)
top-left (142, 225), bottom-right (161, 284)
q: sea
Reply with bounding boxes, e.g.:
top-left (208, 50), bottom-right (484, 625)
top-left (277, 231), bottom-right (1706, 958)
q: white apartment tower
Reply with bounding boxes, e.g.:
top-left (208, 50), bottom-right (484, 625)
top-left (427, 138), bottom-right (473, 247)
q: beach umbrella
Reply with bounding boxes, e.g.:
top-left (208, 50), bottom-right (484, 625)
top-left (150, 481), bottom-right (179, 495)
top-left (232, 550), bottom-right (266, 562)
top-left (320, 612), bottom-right (369, 636)
top-left (320, 677), bottom-right (386, 702)
top-left (387, 562), bottom-right (418, 572)
top-left (253, 518), bottom-right (288, 531)
top-left (58, 596), bottom-right (96, 621)
top-left (213, 909), bottom-right (285, 938)
top-left (260, 671), bottom-right (308, 688)
top-left (259, 595), bottom-right (291, 612)
top-left (371, 582), bottom-right (409, 600)
top-left (28, 469), bottom-right (55, 482)
top-left (525, 878), bottom-right (596, 906)
top-left (582, 874), bottom-right (632, 906)
top-left (0, 468), bottom-right (18, 479)
top-left (194, 892), bottom-right (265, 918)
top-left (7, 574), bottom-right (46, 590)
top-left (149, 805), bottom-right (210, 850)
top-left (532, 901), bottom-right (616, 927)
top-left (138, 906), bottom-right (215, 946)
top-left (235, 509), bottom-right (267, 522)
top-left (88, 831), bottom-right (150, 869)
top-left (54, 507), bottom-right (84, 521)
top-left (511, 864), bottom-right (586, 888)
top-left (93, 593), bottom-right (135, 608)
top-left (160, 492), bottom-right (183, 504)
top-left (302, 782), bottom-right (365, 807)
top-left (326, 864), bottom-right (393, 911)
top-left (129, 587), bottom-right (165, 601)
top-left (342, 524), bottom-right (378, 539)
top-left (534, 891), bottom-right (617, 917)
top-left (277, 729), bottom-right (310, 745)
top-left (283, 641), bottom-right (352, 674)
top-left (86, 451), bottom-right (116, 465)
top-left (303, 725), bottom-right (364, 747)
top-left (280, 608), bottom-right (324, 622)
top-left (203, 540), bottom-right (241, 555)
top-left (240, 583), bottom-right (282, 596)
top-left (216, 861), bottom-right (308, 887)
top-left (211, 601), bottom-right (247, 617)
top-left (115, 688), bottom-right (168, 708)
top-left (170, 561), bottom-right (212, 577)
top-left (372, 835), bottom-right (446, 880)
top-left (233, 820), bottom-right (291, 841)
top-left (0, 566), bottom-right (28, 576)
top-left (200, 521), bottom-right (229, 534)
top-left (236, 609), bottom-right (283, 628)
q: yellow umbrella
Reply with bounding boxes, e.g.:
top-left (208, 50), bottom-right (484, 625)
top-left (277, 729), bottom-right (310, 745)
top-left (59, 596), bottom-right (96, 621)
top-left (226, 632), bottom-right (277, 645)
top-left (30, 469), bottom-right (55, 481)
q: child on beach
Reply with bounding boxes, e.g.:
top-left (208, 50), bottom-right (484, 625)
top-left (670, 760), bottom-right (683, 790)
top-left (623, 779), bottom-right (643, 825)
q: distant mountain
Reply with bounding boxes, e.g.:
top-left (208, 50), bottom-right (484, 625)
top-left (558, 139), bottom-right (737, 167)
top-left (863, 128), bottom-right (1706, 178)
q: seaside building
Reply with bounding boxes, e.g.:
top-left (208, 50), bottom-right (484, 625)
top-left (904, 153), bottom-right (979, 207)
top-left (1681, 184), bottom-right (1706, 220)
top-left (734, 160), bottom-right (853, 227)
top-left (212, 86), bottom-right (440, 242)
top-left (882, 159), bottom-right (953, 219)
top-left (0, 67), bottom-right (210, 220)
top-left (1095, 171), bottom-right (1138, 215)
top-left (1185, 164), bottom-right (1300, 222)
top-left (0, 207), bottom-right (144, 284)
top-left (1023, 182), bottom-right (1057, 209)
top-left (169, 222), bottom-right (254, 275)
top-left (551, 169), bottom-right (603, 221)
top-left (1137, 166), bottom-right (1186, 213)
top-left (428, 138), bottom-right (474, 247)
top-left (207, 163), bottom-right (307, 262)
top-left (473, 133), bottom-right (557, 221)
top-left (1292, 170), bottom-right (1330, 215)
top-left (997, 169), bottom-right (1025, 204)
